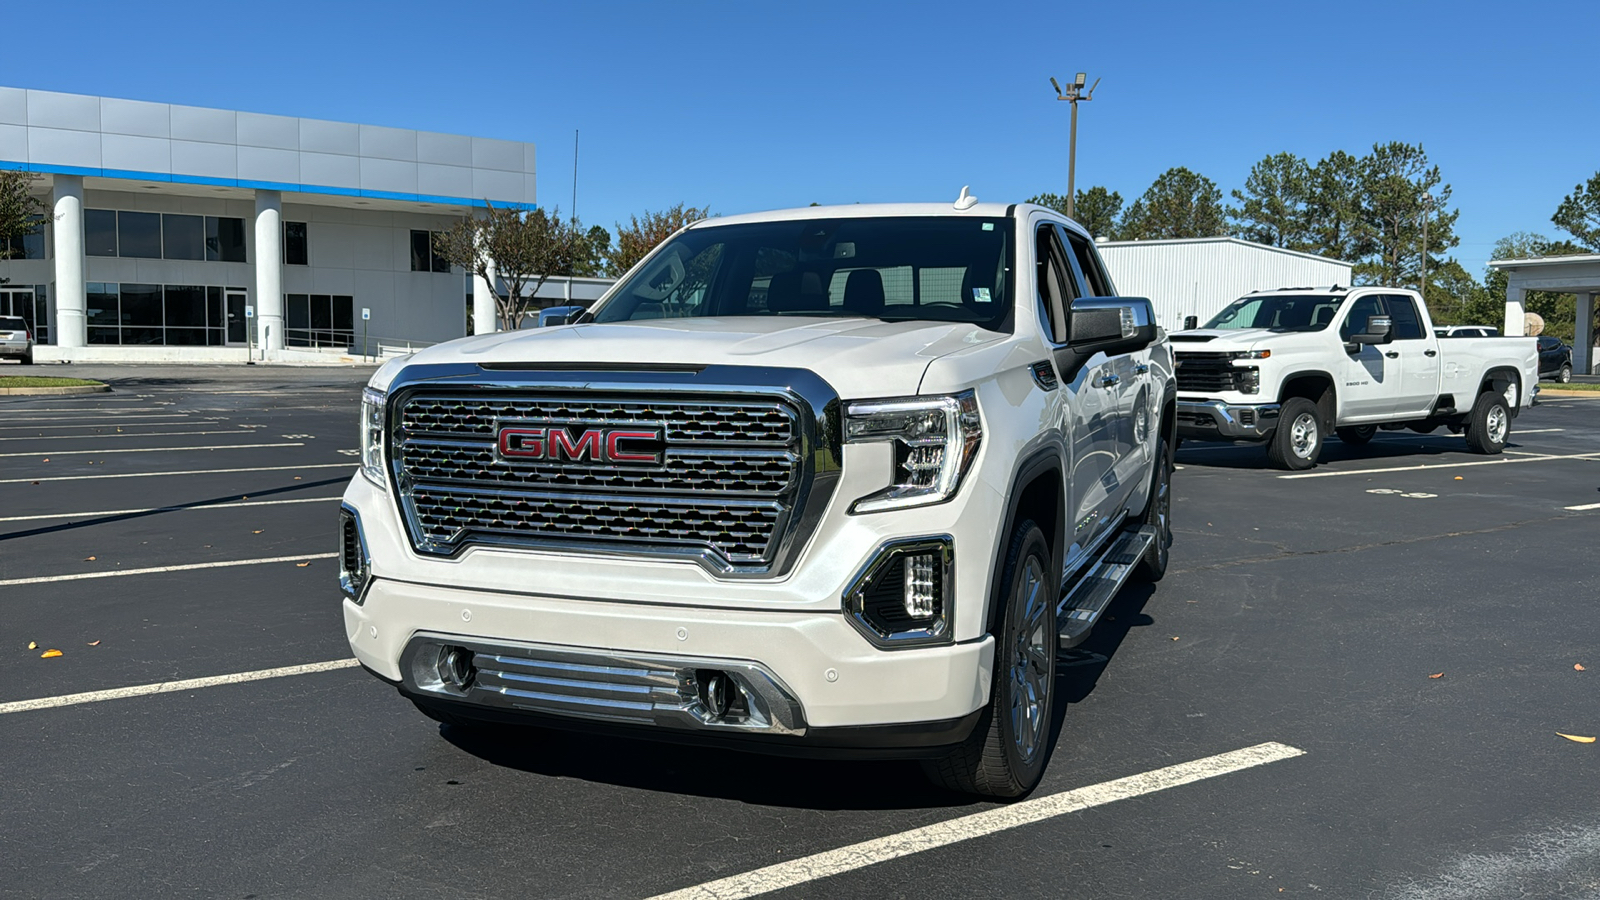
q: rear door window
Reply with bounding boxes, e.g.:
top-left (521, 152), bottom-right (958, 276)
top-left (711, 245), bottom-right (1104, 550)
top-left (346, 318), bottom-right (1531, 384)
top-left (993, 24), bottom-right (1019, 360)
top-left (1384, 295), bottom-right (1426, 340)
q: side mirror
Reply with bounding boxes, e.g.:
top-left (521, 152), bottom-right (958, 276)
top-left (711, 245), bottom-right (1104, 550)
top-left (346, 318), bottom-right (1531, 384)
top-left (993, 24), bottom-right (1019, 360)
top-left (1344, 315), bottom-right (1393, 353)
top-left (1183, 315), bottom-right (1199, 331)
top-left (538, 305), bottom-right (588, 327)
top-left (1054, 297), bottom-right (1158, 383)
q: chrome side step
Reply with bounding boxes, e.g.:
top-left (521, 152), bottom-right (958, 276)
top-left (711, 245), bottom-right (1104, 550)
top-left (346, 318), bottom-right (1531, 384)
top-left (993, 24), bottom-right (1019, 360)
top-left (1057, 525), bottom-right (1157, 650)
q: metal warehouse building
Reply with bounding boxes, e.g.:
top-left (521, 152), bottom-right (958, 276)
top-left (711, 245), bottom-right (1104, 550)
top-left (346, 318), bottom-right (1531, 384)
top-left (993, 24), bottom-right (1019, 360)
top-left (0, 86), bottom-right (557, 362)
top-left (1096, 237), bottom-right (1353, 332)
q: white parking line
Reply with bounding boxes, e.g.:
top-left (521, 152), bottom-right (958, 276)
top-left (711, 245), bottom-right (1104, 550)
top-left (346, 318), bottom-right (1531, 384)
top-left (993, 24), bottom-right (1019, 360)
top-left (1279, 452), bottom-right (1600, 479)
top-left (0, 414), bottom-right (198, 423)
top-left (0, 496), bottom-right (343, 523)
top-left (0, 418), bottom-right (207, 431)
top-left (0, 441), bottom-right (301, 458)
top-left (0, 462), bottom-right (355, 484)
top-left (647, 742), bottom-right (1306, 900)
top-left (1566, 502), bottom-right (1600, 511)
top-left (0, 406), bottom-right (170, 413)
top-left (0, 658), bottom-right (361, 716)
top-left (0, 552), bottom-right (338, 586)
top-left (0, 429), bottom-right (265, 442)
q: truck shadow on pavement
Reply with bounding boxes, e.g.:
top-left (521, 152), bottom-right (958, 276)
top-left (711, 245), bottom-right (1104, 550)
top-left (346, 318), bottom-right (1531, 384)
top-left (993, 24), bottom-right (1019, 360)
top-left (1176, 436), bottom-right (1530, 470)
top-left (436, 585), bottom-right (1160, 811)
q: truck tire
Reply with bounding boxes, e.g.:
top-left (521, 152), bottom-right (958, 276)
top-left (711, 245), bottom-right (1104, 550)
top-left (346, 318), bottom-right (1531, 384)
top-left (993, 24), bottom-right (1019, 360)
top-left (923, 519), bottom-right (1055, 798)
top-left (20, 351), bottom-right (32, 365)
top-left (1464, 390), bottom-right (1510, 454)
top-left (1132, 435), bottom-right (1172, 583)
top-left (1335, 425), bottom-right (1376, 445)
top-left (1267, 397), bottom-right (1324, 470)
top-left (1558, 364), bottom-right (1572, 384)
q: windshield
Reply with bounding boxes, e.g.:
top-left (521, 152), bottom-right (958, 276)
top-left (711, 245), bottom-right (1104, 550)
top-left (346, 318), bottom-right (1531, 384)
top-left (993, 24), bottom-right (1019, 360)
top-left (591, 216), bottom-right (1013, 330)
top-left (1203, 294), bottom-right (1342, 332)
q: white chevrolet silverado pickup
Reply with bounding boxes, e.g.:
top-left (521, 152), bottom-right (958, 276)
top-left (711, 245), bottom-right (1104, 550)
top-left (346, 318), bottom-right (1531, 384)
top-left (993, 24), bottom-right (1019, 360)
top-left (1173, 286), bottom-right (1539, 469)
top-left (339, 199), bottom-right (1177, 796)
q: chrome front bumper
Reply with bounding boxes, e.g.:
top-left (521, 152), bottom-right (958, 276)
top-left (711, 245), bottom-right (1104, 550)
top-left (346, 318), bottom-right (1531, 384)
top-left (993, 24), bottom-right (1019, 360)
top-left (1176, 399), bottom-right (1281, 441)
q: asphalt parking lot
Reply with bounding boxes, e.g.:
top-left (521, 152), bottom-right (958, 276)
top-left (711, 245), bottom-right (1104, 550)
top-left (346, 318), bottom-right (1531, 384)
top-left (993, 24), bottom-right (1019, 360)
top-left (2, 368), bottom-right (1597, 899)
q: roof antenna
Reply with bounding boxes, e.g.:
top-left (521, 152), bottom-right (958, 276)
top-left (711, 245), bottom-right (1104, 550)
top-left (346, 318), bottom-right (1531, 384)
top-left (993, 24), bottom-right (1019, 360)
top-left (953, 185), bottom-right (978, 210)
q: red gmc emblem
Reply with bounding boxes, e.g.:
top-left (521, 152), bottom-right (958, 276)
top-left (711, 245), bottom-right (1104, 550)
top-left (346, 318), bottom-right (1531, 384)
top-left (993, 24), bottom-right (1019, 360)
top-left (497, 424), bottom-right (663, 465)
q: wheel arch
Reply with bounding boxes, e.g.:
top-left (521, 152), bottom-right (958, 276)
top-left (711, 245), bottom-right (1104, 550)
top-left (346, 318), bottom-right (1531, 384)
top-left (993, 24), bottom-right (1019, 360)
top-left (1278, 370), bottom-right (1336, 422)
top-left (983, 444), bottom-right (1065, 637)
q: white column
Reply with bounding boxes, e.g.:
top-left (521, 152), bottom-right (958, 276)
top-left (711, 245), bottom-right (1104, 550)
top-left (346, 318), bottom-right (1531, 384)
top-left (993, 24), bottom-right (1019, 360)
top-left (51, 175), bottom-right (86, 348)
top-left (472, 263), bottom-right (499, 335)
top-left (1576, 291), bottom-right (1595, 375)
top-left (1504, 285), bottom-right (1525, 337)
top-left (254, 190), bottom-right (284, 352)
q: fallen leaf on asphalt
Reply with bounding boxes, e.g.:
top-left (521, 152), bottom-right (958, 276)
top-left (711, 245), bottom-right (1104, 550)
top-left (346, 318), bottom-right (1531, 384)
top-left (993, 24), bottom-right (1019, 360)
top-left (87, 641), bottom-right (100, 646)
top-left (1578, 664), bottom-right (1587, 671)
top-left (296, 562), bottom-right (310, 567)
top-left (294, 476), bottom-right (301, 480)
top-left (1428, 672), bottom-right (1445, 679)
top-left (1454, 476), bottom-right (1463, 480)
top-left (27, 641), bottom-right (37, 650)
top-left (41, 458), bottom-right (49, 462)
top-left (84, 556), bottom-right (96, 561)
top-left (1171, 636), bottom-right (1180, 641)
top-left (1557, 733), bottom-right (1596, 743)
top-left (252, 530), bottom-right (264, 534)
top-left (40, 649), bottom-right (62, 659)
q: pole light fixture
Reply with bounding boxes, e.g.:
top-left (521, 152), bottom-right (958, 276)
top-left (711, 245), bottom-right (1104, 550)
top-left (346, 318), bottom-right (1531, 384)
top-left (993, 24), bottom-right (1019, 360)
top-left (1050, 73), bottom-right (1100, 220)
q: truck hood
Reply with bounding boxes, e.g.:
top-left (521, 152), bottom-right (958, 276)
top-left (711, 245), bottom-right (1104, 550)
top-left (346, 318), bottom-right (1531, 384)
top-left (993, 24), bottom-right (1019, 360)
top-left (379, 316), bottom-right (1005, 399)
top-left (1169, 328), bottom-right (1278, 347)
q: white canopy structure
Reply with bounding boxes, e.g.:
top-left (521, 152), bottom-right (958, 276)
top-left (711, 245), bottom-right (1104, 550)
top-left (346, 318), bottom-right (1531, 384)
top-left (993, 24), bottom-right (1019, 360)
top-left (1488, 253), bottom-right (1600, 375)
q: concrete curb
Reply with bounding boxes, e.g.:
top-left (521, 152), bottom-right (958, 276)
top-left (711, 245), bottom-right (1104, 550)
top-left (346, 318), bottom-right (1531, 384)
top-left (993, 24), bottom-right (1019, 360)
top-left (0, 384), bottom-right (111, 396)
top-left (1535, 389), bottom-right (1600, 399)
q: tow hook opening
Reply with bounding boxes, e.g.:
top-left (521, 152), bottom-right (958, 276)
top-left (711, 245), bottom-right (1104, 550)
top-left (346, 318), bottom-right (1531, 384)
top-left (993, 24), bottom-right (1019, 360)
top-left (438, 646), bottom-right (477, 693)
top-left (695, 669), bottom-right (750, 722)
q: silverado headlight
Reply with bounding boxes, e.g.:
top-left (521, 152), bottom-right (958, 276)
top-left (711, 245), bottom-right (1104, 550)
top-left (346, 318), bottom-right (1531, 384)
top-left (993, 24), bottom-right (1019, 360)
top-left (360, 386), bottom-right (387, 488)
top-left (845, 391), bottom-right (981, 514)
top-left (1231, 349), bottom-right (1271, 359)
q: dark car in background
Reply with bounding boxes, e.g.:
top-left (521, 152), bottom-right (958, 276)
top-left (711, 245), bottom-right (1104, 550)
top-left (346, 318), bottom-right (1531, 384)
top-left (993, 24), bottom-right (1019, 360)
top-left (1536, 336), bottom-right (1572, 382)
top-left (0, 315), bottom-right (34, 365)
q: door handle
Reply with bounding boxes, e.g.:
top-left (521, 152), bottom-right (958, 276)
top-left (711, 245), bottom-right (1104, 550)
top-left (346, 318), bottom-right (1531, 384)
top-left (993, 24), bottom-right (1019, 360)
top-left (1424, 349), bottom-right (1438, 357)
top-left (1133, 363), bottom-right (1150, 375)
top-left (1385, 351), bottom-right (1400, 359)
top-left (1098, 374), bottom-right (1121, 387)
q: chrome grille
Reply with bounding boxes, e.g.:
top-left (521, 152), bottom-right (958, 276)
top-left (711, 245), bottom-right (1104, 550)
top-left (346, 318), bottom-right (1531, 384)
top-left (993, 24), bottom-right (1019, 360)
top-left (391, 386), bottom-right (820, 572)
top-left (1175, 352), bottom-right (1242, 393)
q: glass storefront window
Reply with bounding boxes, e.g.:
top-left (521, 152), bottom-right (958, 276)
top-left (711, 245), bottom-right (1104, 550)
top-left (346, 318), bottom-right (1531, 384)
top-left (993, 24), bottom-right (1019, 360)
top-left (118, 212), bottom-right (162, 259)
top-left (284, 222), bottom-right (308, 265)
top-left (86, 209), bottom-right (118, 256)
top-left (206, 217), bottom-right (248, 263)
top-left (164, 215), bottom-right (205, 261)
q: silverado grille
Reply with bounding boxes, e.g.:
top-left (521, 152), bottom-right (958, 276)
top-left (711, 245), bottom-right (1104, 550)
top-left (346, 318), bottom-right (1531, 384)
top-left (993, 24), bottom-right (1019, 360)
top-left (391, 388), bottom-right (830, 574)
top-left (1174, 352), bottom-right (1244, 393)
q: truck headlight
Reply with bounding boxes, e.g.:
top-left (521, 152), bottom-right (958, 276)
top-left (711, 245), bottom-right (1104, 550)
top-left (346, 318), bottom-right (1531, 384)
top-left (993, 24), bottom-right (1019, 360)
top-left (360, 386), bottom-right (387, 489)
top-left (1231, 349), bottom-right (1271, 359)
top-left (1237, 367), bottom-right (1260, 394)
top-left (844, 391), bottom-right (981, 514)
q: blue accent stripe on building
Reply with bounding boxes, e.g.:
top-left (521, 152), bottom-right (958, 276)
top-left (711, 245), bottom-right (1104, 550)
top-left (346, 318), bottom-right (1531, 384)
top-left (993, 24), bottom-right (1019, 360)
top-left (0, 160), bottom-right (535, 211)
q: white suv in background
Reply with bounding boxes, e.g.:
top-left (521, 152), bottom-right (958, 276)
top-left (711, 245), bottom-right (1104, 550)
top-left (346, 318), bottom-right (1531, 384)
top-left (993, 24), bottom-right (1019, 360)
top-left (0, 316), bottom-right (34, 365)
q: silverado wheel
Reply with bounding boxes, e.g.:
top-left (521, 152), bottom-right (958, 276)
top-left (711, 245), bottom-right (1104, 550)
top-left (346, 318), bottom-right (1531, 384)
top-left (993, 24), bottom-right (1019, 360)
top-left (1132, 435), bottom-right (1172, 583)
top-left (923, 519), bottom-right (1055, 798)
top-left (1267, 397), bottom-right (1324, 470)
top-left (1335, 424), bottom-right (1376, 445)
top-left (1464, 390), bottom-right (1510, 454)
top-left (1558, 364), bottom-right (1572, 384)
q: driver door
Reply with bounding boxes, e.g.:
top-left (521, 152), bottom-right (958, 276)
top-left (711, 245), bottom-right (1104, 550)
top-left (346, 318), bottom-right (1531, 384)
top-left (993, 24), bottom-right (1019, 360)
top-left (1336, 294), bottom-right (1401, 421)
top-left (1037, 223), bottom-right (1122, 557)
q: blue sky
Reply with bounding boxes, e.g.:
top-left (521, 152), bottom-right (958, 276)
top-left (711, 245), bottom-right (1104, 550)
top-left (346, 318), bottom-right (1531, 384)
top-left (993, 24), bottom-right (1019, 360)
top-left (6, 0), bottom-right (1596, 276)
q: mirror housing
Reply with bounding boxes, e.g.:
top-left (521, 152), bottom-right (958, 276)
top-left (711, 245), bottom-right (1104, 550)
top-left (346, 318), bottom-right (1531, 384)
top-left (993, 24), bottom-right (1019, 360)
top-left (1345, 315), bottom-right (1393, 352)
top-left (537, 305), bottom-right (588, 327)
top-left (1053, 296), bottom-right (1158, 383)
top-left (1183, 315), bottom-right (1199, 331)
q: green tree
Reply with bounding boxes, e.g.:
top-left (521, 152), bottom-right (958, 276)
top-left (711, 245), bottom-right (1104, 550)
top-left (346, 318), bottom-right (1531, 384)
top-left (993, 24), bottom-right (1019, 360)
top-left (607, 203), bottom-right (711, 277)
top-left (1228, 152), bottom-right (1312, 249)
top-left (1355, 142), bottom-right (1459, 290)
top-left (1424, 258), bottom-right (1487, 325)
top-left (0, 170), bottom-right (47, 280)
top-left (1303, 150), bottom-right (1372, 264)
top-left (1118, 167), bottom-right (1227, 240)
top-left (568, 223), bottom-right (612, 278)
top-left (1552, 171), bottom-right (1600, 251)
top-left (1026, 187), bottom-right (1123, 239)
top-left (432, 203), bottom-right (582, 331)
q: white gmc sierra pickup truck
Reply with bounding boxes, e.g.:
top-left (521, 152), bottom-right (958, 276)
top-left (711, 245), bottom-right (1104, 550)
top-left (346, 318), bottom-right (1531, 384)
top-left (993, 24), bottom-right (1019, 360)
top-left (1173, 286), bottom-right (1539, 469)
top-left (339, 199), bottom-right (1176, 796)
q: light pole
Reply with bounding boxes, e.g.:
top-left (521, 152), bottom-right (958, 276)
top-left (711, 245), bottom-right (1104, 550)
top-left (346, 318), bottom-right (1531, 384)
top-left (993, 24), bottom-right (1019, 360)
top-left (1050, 72), bottom-right (1099, 220)
top-left (1419, 192), bottom-right (1433, 300)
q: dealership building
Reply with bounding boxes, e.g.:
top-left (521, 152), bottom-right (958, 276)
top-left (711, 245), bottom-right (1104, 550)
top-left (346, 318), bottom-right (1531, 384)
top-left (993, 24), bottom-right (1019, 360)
top-left (0, 86), bottom-right (558, 361)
